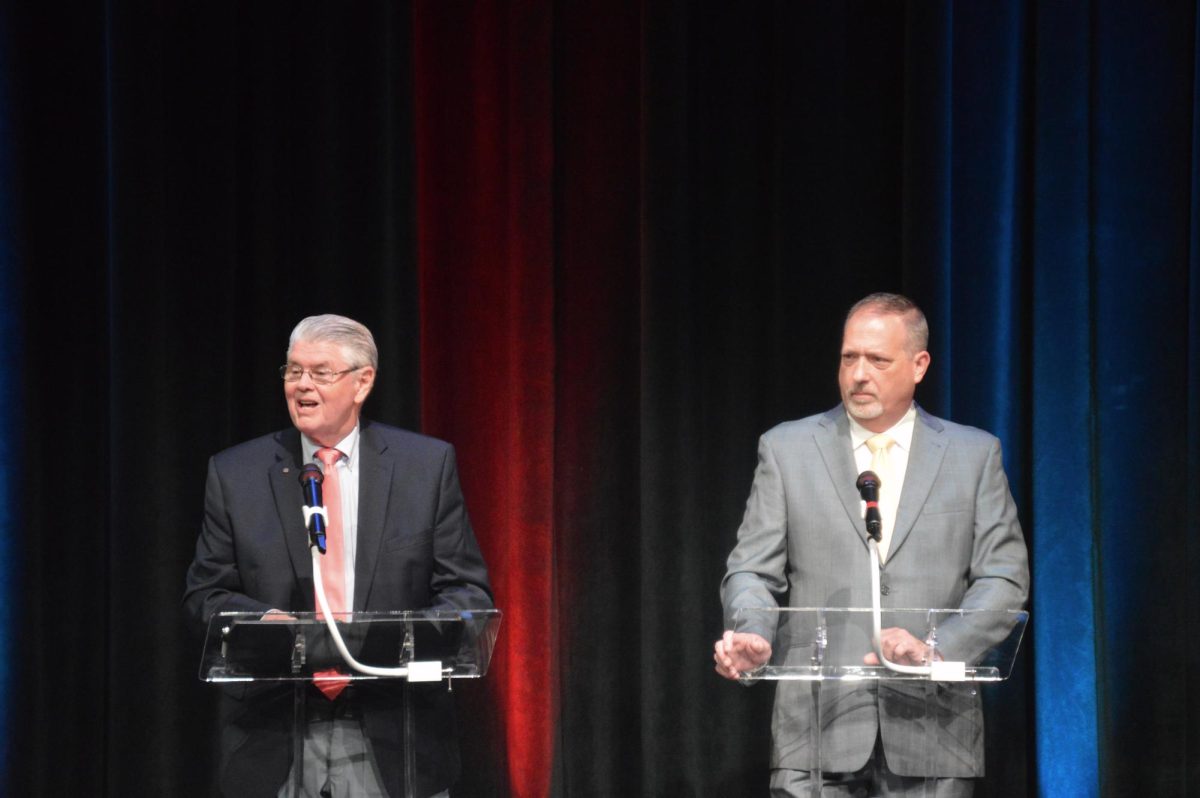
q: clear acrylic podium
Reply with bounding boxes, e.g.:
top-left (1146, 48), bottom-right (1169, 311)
top-left (200, 609), bottom-right (501, 798)
top-left (730, 607), bottom-right (1027, 796)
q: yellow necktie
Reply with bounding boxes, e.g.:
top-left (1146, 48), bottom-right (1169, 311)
top-left (866, 434), bottom-right (897, 561)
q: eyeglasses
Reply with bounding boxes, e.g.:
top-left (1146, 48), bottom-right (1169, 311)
top-left (279, 364), bottom-right (363, 385)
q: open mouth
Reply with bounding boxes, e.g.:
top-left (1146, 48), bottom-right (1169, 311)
top-left (297, 399), bottom-right (320, 410)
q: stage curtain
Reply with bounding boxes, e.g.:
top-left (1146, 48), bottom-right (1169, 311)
top-left (2, 2), bottom-right (1199, 796)
top-left (412, 3), bottom-right (556, 796)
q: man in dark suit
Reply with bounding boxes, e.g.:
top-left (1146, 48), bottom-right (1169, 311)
top-left (714, 294), bottom-right (1029, 797)
top-left (184, 314), bottom-right (492, 798)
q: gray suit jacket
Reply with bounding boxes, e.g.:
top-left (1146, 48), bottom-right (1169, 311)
top-left (721, 405), bottom-right (1028, 777)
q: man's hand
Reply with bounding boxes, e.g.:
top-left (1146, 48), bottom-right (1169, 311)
top-left (863, 627), bottom-right (936, 666)
top-left (261, 610), bottom-right (297, 622)
top-left (713, 631), bottom-right (772, 680)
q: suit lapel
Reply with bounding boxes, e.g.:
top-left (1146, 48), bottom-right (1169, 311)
top-left (814, 408), bottom-right (869, 546)
top-left (354, 421), bottom-right (394, 612)
top-left (268, 429), bottom-right (313, 598)
top-left (888, 407), bottom-right (947, 560)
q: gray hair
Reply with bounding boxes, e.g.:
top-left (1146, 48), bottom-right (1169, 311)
top-left (287, 314), bottom-right (379, 369)
top-left (845, 292), bottom-right (929, 353)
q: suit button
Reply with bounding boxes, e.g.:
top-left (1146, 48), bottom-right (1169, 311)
top-left (880, 583), bottom-right (891, 596)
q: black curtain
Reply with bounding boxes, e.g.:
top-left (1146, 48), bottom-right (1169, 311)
top-left (10, 4), bottom-right (421, 795)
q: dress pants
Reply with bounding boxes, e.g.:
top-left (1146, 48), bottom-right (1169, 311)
top-left (769, 734), bottom-right (974, 798)
top-left (275, 690), bottom-right (452, 798)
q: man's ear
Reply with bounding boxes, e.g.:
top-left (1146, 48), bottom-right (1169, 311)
top-left (354, 367), bottom-right (376, 403)
top-left (912, 351), bottom-right (930, 384)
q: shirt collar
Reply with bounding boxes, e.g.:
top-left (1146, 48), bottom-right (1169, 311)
top-left (848, 404), bottom-right (917, 451)
top-left (301, 424), bottom-right (360, 471)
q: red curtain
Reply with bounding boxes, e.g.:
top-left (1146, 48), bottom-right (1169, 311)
top-left (413, 3), bottom-right (642, 794)
top-left (413, 3), bottom-right (557, 796)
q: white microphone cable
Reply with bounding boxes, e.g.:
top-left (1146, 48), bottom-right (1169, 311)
top-left (311, 546), bottom-right (412, 678)
top-left (867, 538), bottom-right (932, 676)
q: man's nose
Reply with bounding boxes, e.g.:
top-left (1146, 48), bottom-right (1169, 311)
top-left (850, 357), bottom-right (868, 381)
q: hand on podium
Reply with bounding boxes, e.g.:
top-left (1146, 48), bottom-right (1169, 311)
top-left (261, 610), bottom-right (298, 622)
top-left (863, 626), bottom-right (939, 666)
top-left (714, 630), bottom-right (772, 680)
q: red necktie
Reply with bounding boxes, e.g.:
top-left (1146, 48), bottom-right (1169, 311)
top-left (313, 447), bottom-right (350, 700)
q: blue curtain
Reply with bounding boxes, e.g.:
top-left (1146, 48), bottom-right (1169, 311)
top-left (914, 2), bottom-right (1200, 794)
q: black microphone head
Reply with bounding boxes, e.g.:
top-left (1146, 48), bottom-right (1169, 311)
top-left (856, 470), bottom-right (881, 491)
top-left (299, 462), bottom-right (324, 486)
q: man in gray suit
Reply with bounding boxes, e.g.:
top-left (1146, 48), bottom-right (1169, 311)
top-left (714, 293), bottom-right (1029, 797)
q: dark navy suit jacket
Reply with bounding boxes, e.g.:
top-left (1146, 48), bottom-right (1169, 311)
top-left (184, 420), bottom-right (493, 797)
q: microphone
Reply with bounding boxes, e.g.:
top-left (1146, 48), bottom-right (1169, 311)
top-left (299, 463), bottom-right (328, 554)
top-left (856, 470), bottom-right (882, 541)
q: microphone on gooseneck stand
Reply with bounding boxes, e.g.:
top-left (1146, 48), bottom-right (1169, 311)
top-left (856, 470), bottom-right (882, 542)
top-left (856, 469), bottom-right (938, 677)
top-left (301, 461), bottom-right (412, 680)
top-left (299, 463), bottom-right (328, 554)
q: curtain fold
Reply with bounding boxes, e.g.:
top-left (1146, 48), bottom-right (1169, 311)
top-left (549, 3), bottom-right (644, 796)
top-left (1030, 2), bottom-right (1101, 793)
top-left (1087, 2), bottom-right (1199, 792)
top-left (0, 0), bottom-right (23, 783)
top-left (413, 3), bottom-right (556, 796)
